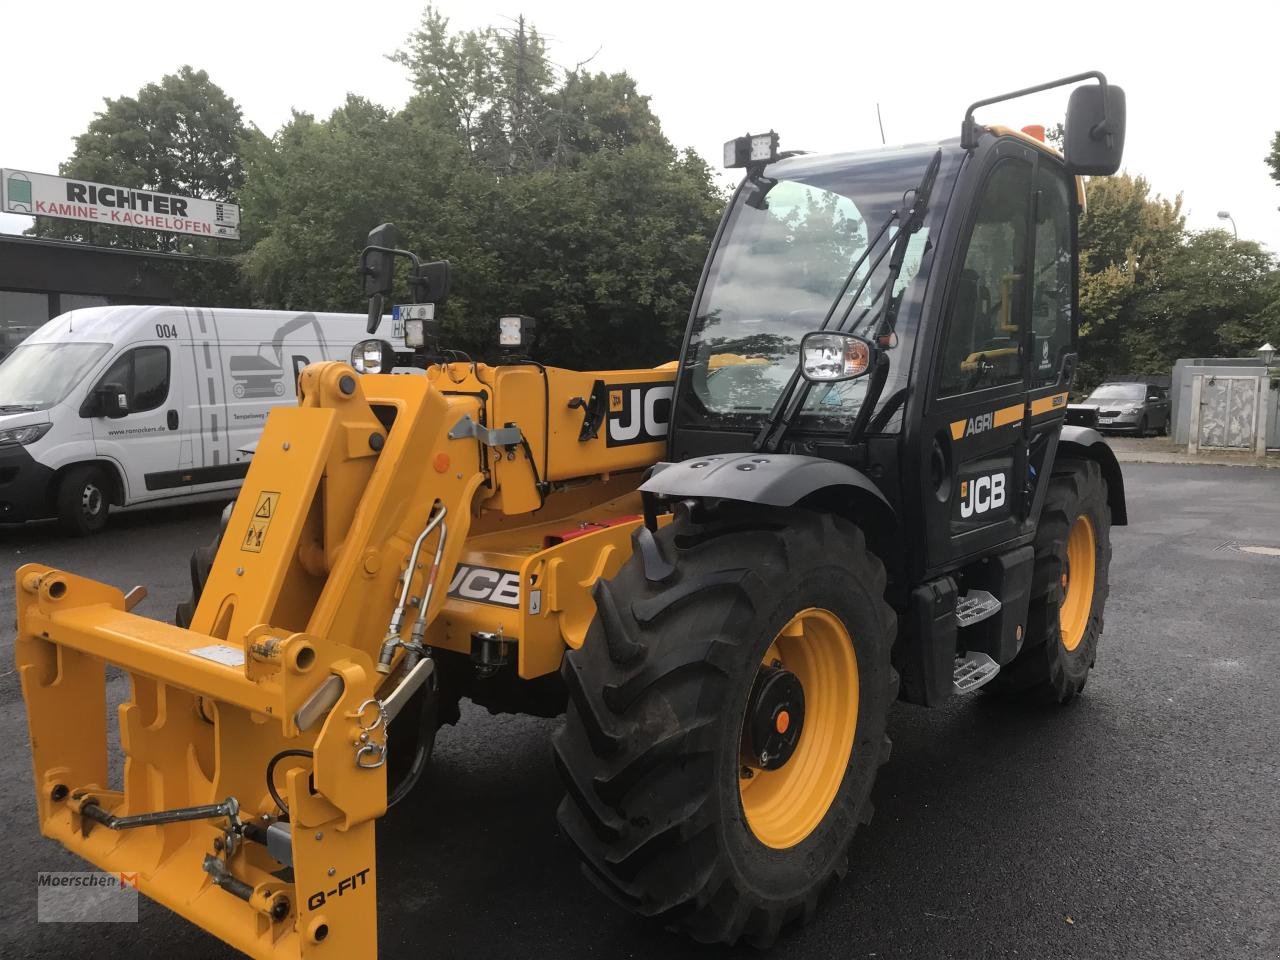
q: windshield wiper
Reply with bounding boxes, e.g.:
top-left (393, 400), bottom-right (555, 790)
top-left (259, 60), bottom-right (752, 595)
top-left (753, 149), bottom-right (942, 453)
top-left (0, 404), bottom-right (39, 413)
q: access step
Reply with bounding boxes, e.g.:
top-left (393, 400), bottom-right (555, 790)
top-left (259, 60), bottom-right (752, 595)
top-left (955, 589), bottom-right (1002, 628)
top-left (953, 651), bottom-right (1000, 694)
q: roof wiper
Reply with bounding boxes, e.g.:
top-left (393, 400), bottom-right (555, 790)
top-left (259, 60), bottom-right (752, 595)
top-left (753, 149), bottom-right (942, 453)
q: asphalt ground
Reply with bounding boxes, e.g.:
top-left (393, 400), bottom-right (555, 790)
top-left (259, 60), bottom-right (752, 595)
top-left (1, 462), bottom-right (1277, 959)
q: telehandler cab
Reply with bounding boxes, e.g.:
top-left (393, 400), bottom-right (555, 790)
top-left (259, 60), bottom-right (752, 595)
top-left (16, 72), bottom-right (1127, 957)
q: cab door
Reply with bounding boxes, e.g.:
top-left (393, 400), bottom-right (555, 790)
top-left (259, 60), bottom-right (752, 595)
top-left (920, 142), bottom-right (1036, 569)
top-left (86, 343), bottom-right (180, 503)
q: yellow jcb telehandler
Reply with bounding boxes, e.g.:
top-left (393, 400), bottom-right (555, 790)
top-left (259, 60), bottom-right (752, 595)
top-left (16, 72), bottom-right (1128, 957)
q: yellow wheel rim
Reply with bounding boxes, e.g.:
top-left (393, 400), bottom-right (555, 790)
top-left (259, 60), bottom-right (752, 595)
top-left (739, 608), bottom-right (858, 849)
top-left (1059, 514), bottom-right (1096, 652)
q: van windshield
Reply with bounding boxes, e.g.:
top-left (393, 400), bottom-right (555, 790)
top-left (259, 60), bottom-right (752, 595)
top-left (0, 342), bottom-right (112, 412)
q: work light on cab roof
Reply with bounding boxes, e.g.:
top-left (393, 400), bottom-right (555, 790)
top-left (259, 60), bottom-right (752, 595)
top-left (723, 130), bottom-right (779, 169)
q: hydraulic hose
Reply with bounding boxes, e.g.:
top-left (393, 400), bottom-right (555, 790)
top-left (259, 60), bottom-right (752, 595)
top-left (387, 676), bottom-right (437, 808)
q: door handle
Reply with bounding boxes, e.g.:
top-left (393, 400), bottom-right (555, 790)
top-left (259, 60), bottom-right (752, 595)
top-left (167, 409), bottom-right (179, 431)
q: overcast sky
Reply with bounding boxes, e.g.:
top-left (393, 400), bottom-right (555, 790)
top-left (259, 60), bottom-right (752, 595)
top-left (2, 0), bottom-right (1278, 253)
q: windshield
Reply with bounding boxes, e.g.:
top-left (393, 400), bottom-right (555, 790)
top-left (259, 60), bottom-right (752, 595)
top-left (0, 342), bottom-right (112, 412)
top-left (684, 168), bottom-right (931, 419)
top-left (1087, 383), bottom-right (1146, 402)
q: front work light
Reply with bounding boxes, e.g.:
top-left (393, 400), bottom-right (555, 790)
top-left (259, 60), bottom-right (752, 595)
top-left (724, 131), bottom-right (780, 169)
top-left (393, 303), bottom-right (439, 348)
top-left (351, 339), bottom-right (397, 374)
top-left (799, 332), bottom-right (874, 382)
top-left (498, 315), bottom-right (536, 352)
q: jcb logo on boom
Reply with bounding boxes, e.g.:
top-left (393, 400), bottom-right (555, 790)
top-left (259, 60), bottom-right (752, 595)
top-left (607, 382), bottom-right (673, 447)
top-left (958, 472), bottom-right (1007, 518)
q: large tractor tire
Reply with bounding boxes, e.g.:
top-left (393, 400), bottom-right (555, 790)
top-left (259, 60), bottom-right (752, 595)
top-left (989, 459), bottom-right (1111, 703)
top-left (553, 507), bottom-right (897, 946)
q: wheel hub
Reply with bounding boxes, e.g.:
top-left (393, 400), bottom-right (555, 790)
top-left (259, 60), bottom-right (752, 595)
top-left (737, 608), bottom-right (860, 850)
top-left (745, 666), bottom-right (805, 770)
top-left (82, 484), bottom-right (103, 517)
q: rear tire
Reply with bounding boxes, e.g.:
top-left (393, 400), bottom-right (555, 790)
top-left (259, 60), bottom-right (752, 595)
top-left (989, 459), bottom-right (1110, 703)
top-left (56, 465), bottom-right (110, 535)
top-left (553, 507), bottom-right (897, 946)
top-left (174, 537), bottom-right (221, 627)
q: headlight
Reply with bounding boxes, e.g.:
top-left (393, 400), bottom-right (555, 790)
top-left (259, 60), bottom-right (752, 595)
top-left (351, 339), bottom-right (397, 374)
top-left (799, 332), bottom-right (874, 382)
top-left (0, 422), bottom-right (52, 446)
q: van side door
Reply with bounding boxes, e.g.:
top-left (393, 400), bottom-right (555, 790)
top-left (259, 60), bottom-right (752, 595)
top-left (85, 343), bottom-right (180, 503)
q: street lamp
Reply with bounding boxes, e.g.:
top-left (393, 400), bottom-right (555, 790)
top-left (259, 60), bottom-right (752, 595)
top-left (1216, 210), bottom-right (1237, 239)
top-left (1258, 342), bottom-right (1276, 367)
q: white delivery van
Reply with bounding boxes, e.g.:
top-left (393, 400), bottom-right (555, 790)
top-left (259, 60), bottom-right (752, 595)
top-left (0, 304), bottom-right (403, 533)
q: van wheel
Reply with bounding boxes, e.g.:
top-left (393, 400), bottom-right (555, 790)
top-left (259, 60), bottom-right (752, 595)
top-left (56, 465), bottom-right (110, 535)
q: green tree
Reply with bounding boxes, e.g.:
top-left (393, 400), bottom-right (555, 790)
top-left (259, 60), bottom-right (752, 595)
top-left (1075, 173), bottom-right (1184, 384)
top-left (389, 6), bottom-right (667, 172)
top-left (1073, 172), bottom-right (1279, 382)
top-left (1267, 130), bottom-right (1280, 186)
top-left (242, 11), bottom-right (724, 369)
top-left (1133, 230), bottom-right (1274, 366)
top-left (32, 66), bottom-right (248, 257)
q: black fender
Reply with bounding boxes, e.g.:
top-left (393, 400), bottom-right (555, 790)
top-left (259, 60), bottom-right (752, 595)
top-left (641, 452), bottom-right (899, 567)
top-left (1059, 425), bottom-right (1127, 526)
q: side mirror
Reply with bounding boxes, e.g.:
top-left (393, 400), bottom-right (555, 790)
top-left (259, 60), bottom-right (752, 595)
top-left (93, 382), bottom-right (129, 419)
top-left (362, 223), bottom-right (401, 299)
top-left (1064, 83), bottom-right (1126, 176)
top-left (798, 332), bottom-right (875, 383)
top-left (413, 260), bottom-right (451, 306)
top-left (360, 222), bottom-right (403, 335)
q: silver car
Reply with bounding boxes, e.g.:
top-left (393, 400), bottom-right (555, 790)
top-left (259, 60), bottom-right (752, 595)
top-left (1082, 382), bottom-right (1170, 436)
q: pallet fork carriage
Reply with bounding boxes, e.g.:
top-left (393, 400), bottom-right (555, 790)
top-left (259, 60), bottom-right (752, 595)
top-left (18, 73), bottom-right (1127, 958)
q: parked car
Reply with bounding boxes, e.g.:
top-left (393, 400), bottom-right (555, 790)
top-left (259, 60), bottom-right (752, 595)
top-left (0, 305), bottom-right (405, 533)
top-left (1079, 381), bottom-right (1170, 436)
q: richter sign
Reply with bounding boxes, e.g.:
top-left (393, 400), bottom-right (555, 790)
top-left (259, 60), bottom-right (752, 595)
top-left (2, 168), bottom-right (240, 239)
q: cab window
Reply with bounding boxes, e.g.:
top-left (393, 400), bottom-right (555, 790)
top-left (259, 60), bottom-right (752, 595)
top-left (94, 346), bottom-right (171, 414)
top-left (937, 159), bottom-right (1032, 396)
top-left (1030, 167), bottom-right (1073, 387)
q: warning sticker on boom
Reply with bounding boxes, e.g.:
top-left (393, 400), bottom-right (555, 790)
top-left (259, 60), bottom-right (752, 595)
top-left (241, 491), bottom-right (280, 553)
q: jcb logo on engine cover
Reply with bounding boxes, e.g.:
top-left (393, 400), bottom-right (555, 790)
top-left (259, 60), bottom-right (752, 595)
top-left (607, 381), bottom-right (673, 446)
top-left (957, 472), bottom-right (1007, 519)
top-left (448, 564), bottom-right (522, 607)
